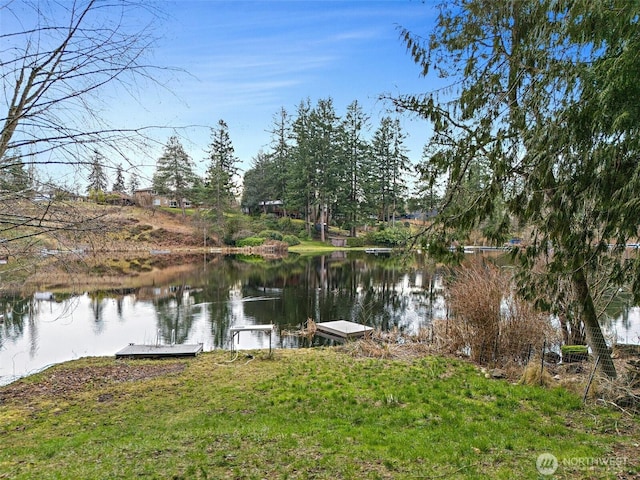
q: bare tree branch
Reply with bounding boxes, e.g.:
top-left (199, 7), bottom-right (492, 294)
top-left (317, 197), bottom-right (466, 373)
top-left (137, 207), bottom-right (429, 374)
top-left (0, 0), bottom-right (179, 282)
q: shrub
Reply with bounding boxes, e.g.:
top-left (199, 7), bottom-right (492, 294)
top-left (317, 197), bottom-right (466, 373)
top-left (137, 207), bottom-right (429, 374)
top-left (277, 217), bottom-right (298, 235)
top-left (237, 237), bottom-right (265, 247)
top-left (435, 258), bottom-right (559, 366)
top-left (370, 226), bottom-right (411, 247)
top-left (261, 214), bottom-right (279, 230)
top-left (223, 215), bottom-right (246, 245)
top-left (282, 234), bottom-right (300, 246)
top-left (88, 189), bottom-right (107, 204)
top-left (130, 224), bottom-right (153, 235)
top-left (346, 236), bottom-right (365, 247)
top-left (258, 230), bottom-right (283, 241)
top-left (298, 229), bottom-right (310, 241)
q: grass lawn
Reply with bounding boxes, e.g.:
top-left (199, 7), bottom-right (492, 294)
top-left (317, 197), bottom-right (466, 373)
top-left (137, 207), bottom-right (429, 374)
top-left (0, 348), bottom-right (638, 479)
top-left (289, 240), bottom-right (347, 254)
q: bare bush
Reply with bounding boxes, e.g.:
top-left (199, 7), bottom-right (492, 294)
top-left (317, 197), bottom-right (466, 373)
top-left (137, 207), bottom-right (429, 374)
top-left (436, 259), bottom-right (560, 366)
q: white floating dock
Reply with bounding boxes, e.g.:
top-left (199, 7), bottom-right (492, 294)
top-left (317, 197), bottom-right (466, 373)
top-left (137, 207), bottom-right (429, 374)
top-left (316, 320), bottom-right (373, 339)
top-left (115, 343), bottom-right (203, 359)
top-left (365, 248), bottom-right (393, 255)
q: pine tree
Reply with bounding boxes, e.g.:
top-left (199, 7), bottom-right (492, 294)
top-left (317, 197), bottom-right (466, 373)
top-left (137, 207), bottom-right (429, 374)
top-left (267, 107), bottom-right (293, 215)
top-left (205, 120), bottom-right (239, 223)
top-left (127, 172), bottom-right (140, 196)
top-left (368, 117), bottom-right (410, 223)
top-left (308, 98), bottom-right (341, 242)
top-left (241, 150), bottom-right (277, 214)
top-left (413, 143), bottom-right (444, 218)
top-left (387, 118), bottom-right (411, 224)
top-left (112, 163), bottom-right (126, 192)
top-left (0, 149), bottom-right (30, 194)
top-left (338, 100), bottom-right (370, 236)
top-left (287, 99), bottom-right (314, 236)
top-left (86, 150), bottom-right (108, 195)
top-left (152, 136), bottom-right (197, 216)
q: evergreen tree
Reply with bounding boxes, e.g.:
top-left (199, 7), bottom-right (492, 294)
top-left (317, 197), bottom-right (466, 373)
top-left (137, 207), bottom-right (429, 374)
top-left (308, 98), bottom-right (341, 242)
top-left (112, 163), bottom-right (126, 192)
top-left (127, 172), bottom-right (140, 196)
top-left (368, 118), bottom-right (392, 222)
top-left (367, 117), bottom-right (410, 223)
top-left (387, 118), bottom-right (411, 223)
top-left (0, 149), bottom-right (30, 194)
top-left (338, 100), bottom-right (370, 236)
top-left (267, 107), bottom-right (293, 215)
top-left (412, 143), bottom-right (444, 218)
top-left (287, 99), bottom-right (314, 236)
top-left (395, 0), bottom-right (640, 377)
top-left (86, 150), bottom-right (108, 194)
top-left (205, 119), bottom-right (239, 223)
top-left (241, 150), bottom-right (277, 214)
top-left (152, 135), bottom-right (197, 216)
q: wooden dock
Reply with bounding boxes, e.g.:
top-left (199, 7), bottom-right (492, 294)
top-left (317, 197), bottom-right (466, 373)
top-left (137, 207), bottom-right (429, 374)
top-left (365, 248), bottom-right (393, 255)
top-left (316, 320), bottom-right (373, 339)
top-left (115, 343), bottom-right (203, 359)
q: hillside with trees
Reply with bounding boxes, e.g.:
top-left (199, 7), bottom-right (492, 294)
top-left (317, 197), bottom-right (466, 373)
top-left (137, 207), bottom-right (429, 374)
top-left (241, 98), bottom-right (413, 240)
top-left (145, 97), bottom-right (417, 242)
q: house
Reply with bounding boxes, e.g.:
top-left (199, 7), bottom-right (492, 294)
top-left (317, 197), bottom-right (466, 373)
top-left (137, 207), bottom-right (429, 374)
top-left (133, 188), bottom-right (191, 209)
top-left (258, 200), bottom-right (284, 215)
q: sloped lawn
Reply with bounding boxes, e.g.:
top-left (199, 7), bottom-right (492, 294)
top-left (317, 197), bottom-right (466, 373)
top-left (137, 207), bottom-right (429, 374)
top-left (1, 349), bottom-right (638, 479)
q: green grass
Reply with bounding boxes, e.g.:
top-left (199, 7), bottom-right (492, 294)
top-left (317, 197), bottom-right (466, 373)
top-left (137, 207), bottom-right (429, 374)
top-left (288, 240), bottom-right (345, 253)
top-left (0, 349), bottom-right (637, 479)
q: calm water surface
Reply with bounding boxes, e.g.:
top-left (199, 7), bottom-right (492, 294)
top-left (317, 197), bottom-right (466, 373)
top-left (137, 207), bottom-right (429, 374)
top-left (1, 252), bottom-right (638, 385)
top-left (0, 252), bottom-right (445, 385)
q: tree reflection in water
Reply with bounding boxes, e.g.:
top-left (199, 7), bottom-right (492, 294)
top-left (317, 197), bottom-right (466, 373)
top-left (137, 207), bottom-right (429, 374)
top-left (1, 252), bottom-right (637, 385)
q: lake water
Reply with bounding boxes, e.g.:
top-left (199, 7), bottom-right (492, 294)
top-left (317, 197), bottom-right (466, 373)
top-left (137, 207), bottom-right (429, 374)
top-left (1, 252), bottom-right (638, 385)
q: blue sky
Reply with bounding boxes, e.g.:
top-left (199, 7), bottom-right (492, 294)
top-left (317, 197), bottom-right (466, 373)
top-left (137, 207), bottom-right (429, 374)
top-left (127, 0), bottom-right (440, 183)
top-left (2, 0), bottom-right (440, 188)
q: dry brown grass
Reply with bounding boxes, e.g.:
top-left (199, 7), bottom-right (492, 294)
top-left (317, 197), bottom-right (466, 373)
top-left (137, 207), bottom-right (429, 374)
top-left (597, 359), bottom-right (640, 414)
top-left (517, 356), bottom-right (640, 411)
top-left (280, 318), bottom-right (318, 346)
top-left (518, 359), bottom-right (556, 387)
top-left (340, 327), bottom-right (435, 360)
top-left (437, 258), bottom-right (560, 367)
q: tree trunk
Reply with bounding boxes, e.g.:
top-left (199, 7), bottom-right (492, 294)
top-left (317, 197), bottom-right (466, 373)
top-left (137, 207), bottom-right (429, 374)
top-left (572, 269), bottom-right (617, 379)
top-left (305, 201), bottom-right (311, 237)
top-left (320, 204), bottom-right (325, 243)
